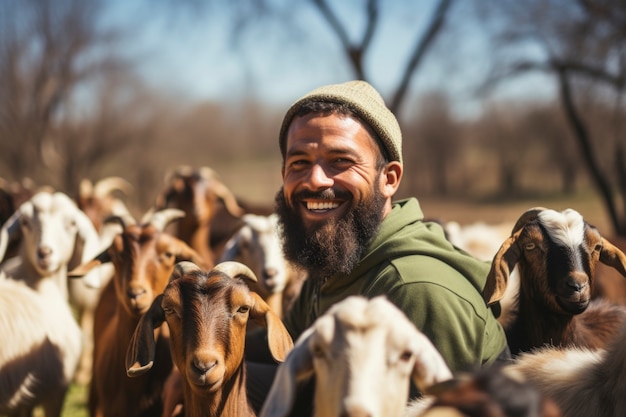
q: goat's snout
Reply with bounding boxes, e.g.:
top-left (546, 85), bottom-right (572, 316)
top-left (566, 272), bottom-right (589, 293)
top-left (188, 351), bottom-right (223, 387)
top-left (556, 272), bottom-right (591, 313)
top-left (37, 245), bottom-right (52, 259)
top-left (339, 402), bottom-right (373, 417)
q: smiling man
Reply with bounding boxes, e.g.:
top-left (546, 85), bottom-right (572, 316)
top-left (246, 80), bottom-right (510, 416)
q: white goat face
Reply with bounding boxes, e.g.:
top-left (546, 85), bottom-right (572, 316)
top-left (20, 193), bottom-right (80, 276)
top-left (309, 298), bottom-right (421, 417)
top-left (225, 214), bottom-right (289, 293)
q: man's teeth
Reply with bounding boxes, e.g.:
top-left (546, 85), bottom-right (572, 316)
top-left (307, 201), bottom-right (339, 210)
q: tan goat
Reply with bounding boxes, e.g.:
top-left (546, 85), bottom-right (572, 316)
top-left (69, 209), bottom-right (208, 417)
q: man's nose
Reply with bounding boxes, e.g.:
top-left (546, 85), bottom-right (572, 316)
top-left (304, 164), bottom-right (333, 190)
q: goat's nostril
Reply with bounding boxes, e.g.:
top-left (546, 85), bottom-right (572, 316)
top-left (567, 277), bottom-right (588, 292)
top-left (37, 246), bottom-right (52, 259)
top-left (193, 359), bottom-right (217, 374)
top-left (263, 268), bottom-right (278, 280)
top-left (127, 288), bottom-right (147, 299)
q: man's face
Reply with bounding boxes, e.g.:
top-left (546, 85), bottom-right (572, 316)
top-left (276, 113), bottom-right (390, 279)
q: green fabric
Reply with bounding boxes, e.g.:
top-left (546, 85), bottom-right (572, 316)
top-left (284, 197), bottom-right (508, 373)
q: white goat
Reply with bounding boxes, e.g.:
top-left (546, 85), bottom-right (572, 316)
top-left (444, 220), bottom-right (514, 262)
top-left (0, 191), bottom-right (105, 387)
top-left (0, 190), bottom-right (104, 294)
top-left (505, 319), bottom-right (626, 417)
top-left (0, 269), bottom-right (82, 417)
top-left (219, 213), bottom-right (306, 318)
top-left (260, 295), bottom-right (453, 417)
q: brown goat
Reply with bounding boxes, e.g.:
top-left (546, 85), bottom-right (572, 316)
top-left (69, 209), bottom-right (208, 417)
top-left (154, 165), bottom-right (245, 265)
top-left (126, 261), bottom-right (293, 417)
top-left (73, 176), bottom-right (134, 385)
top-left (483, 207), bottom-right (626, 354)
top-left (155, 165), bottom-right (275, 265)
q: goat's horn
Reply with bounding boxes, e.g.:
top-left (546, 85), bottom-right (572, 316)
top-left (170, 261), bottom-right (203, 283)
top-left (148, 208), bottom-right (185, 231)
top-left (511, 207), bottom-right (547, 234)
top-left (79, 179), bottom-right (94, 198)
top-left (93, 176), bottom-right (133, 198)
top-left (212, 261), bottom-right (258, 283)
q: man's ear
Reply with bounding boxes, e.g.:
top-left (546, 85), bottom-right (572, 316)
top-left (380, 161), bottom-right (402, 197)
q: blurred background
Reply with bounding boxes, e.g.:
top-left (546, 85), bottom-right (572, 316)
top-left (1, 0), bottom-right (624, 236)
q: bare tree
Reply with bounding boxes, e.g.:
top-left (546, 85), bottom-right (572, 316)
top-left (0, 0), bottom-right (139, 192)
top-left (476, 0), bottom-right (626, 235)
top-left (408, 91), bottom-right (461, 196)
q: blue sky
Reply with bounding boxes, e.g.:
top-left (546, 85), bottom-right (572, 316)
top-left (101, 0), bottom-right (556, 120)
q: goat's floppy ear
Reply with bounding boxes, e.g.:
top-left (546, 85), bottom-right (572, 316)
top-left (483, 229), bottom-right (523, 306)
top-left (410, 331), bottom-right (454, 393)
top-left (599, 237), bottom-right (626, 277)
top-left (126, 294), bottom-right (166, 377)
top-left (0, 207), bottom-right (24, 263)
top-left (249, 292), bottom-right (294, 362)
top-left (259, 328), bottom-right (315, 417)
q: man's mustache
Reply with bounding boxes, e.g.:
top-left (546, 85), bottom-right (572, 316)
top-left (292, 188), bottom-right (352, 201)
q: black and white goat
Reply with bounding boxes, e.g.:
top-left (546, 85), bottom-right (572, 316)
top-left (483, 207), bottom-right (626, 354)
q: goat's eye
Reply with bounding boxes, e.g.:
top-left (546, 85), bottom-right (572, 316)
top-left (524, 242), bottom-right (536, 251)
top-left (593, 243), bottom-right (602, 253)
top-left (237, 305), bottom-right (250, 314)
top-left (163, 251), bottom-right (174, 259)
top-left (163, 306), bottom-right (179, 318)
top-left (399, 350), bottom-right (413, 362)
top-left (311, 344), bottom-right (325, 358)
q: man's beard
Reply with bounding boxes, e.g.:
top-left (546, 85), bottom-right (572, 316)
top-left (274, 185), bottom-right (386, 284)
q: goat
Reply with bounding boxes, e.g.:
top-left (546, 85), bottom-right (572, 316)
top-left (504, 319), bottom-right (626, 417)
top-left (73, 176), bottom-right (135, 385)
top-left (154, 165), bottom-right (246, 265)
top-left (408, 365), bottom-right (562, 417)
top-left (260, 295), bottom-right (453, 417)
top-left (77, 176), bottom-right (135, 233)
top-left (0, 190), bottom-right (103, 295)
top-left (482, 207), bottom-right (626, 354)
top-left (126, 260), bottom-right (294, 417)
top-left (218, 213), bottom-right (307, 318)
top-left (0, 272), bottom-right (82, 417)
top-left (68, 208), bottom-right (208, 417)
top-left (0, 190), bottom-right (107, 386)
top-left (444, 220), bottom-right (514, 262)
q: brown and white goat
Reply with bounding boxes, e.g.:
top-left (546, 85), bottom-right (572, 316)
top-left (126, 261), bottom-right (294, 417)
top-left (412, 366), bottom-right (562, 417)
top-left (505, 319), bottom-right (626, 417)
top-left (483, 207), bottom-right (626, 354)
top-left (260, 295), bottom-right (453, 417)
top-left (69, 209), bottom-right (208, 417)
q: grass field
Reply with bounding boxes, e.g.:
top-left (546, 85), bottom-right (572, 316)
top-left (32, 190), bottom-right (615, 417)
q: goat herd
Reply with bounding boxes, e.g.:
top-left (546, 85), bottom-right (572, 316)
top-left (0, 165), bottom-right (625, 417)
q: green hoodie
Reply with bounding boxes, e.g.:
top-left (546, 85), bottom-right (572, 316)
top-left (284, 197), bottom-right (508, 374)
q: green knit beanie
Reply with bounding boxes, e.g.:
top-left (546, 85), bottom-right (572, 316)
top-left (279, 80), bottom-right (403, 164)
